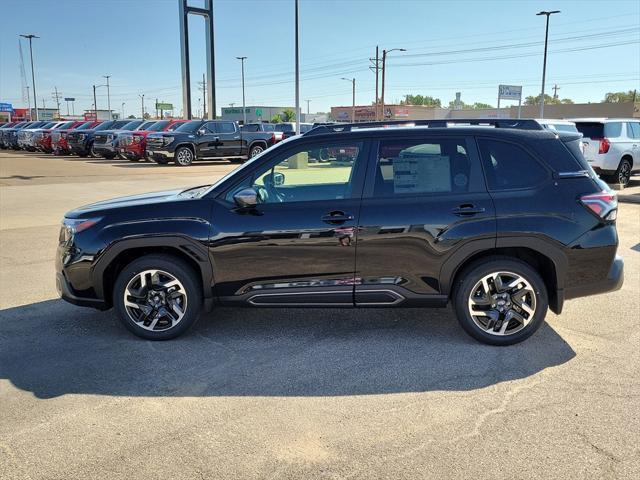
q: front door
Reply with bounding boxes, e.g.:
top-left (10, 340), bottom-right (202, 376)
top-left (355, 134), bottom-right (496, 305)
top-left (209, 139), bottom-right (369, 305)
top-left (197, 121), bottom-right (219, 157)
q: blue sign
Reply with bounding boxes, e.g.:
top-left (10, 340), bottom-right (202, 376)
top-left (0, 103), bottom-right (13, 112)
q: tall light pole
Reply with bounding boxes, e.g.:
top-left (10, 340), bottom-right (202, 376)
top-left (341, 78), bottom-right (356, 122)
top-left (139, 94), bottom-right (145, 119)
top-left (93, 84), bottom-right (108, 120)
top-left (294, 0), bottom-right (300, 135)
top-left (26, 85), bottom-right (31, 120)
top-left (380, 48), bottom-right (406, 121)
top-left (236, 56), bottom-right (247, 124)
top-left (20, 34), bottom-right (40, 121)
top-left (537, 10), bottom-right (560, 119)
top-left (121, 102), bottom-right (126, 119)
top-left (305, 99), bottom-right (311, 114)
top-left (102, 75), bottom-right (112, 119)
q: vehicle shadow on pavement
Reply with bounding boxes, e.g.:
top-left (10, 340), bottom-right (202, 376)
top-left (0, 299), bottom-right (576, 399)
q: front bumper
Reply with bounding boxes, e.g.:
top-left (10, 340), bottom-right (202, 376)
top-left (93, 142), bottom-right (117, 157)
top-left (68, 142), bottom-right (90, 155)
top-left (148, 148), bottom-right (174, 161)
top-left (56, 272), bottom-right (108, 310)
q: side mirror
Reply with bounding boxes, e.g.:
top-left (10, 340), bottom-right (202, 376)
top-left (272, 172), bottom-right (285, 186)
top-left (233, 188), bottom-right (258, 208)
top-left (197, 128), bottom-right (206, 136)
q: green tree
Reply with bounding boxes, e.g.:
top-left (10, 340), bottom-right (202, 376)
top-left (270, 114), bottom-right (282, 123)
top-left (603, 90), bottom-right (637, 103)
top-left (524, 94), bottom-right (574, 106)
top-left (400, 94), bottom-right (441, 107)
top-left (282, 108), bottom-right (296, 122)
top-left (447, 100), bottom-right (494, 109)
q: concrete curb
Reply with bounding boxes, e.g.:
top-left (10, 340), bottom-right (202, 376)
top-left (618, 195), bottom-right (640, 205)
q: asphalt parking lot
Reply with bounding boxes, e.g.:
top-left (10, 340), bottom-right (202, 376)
top-left (1, 150), bottom-right (639, 479)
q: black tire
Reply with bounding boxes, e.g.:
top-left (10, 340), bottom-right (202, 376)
top-left (452, 256), bottom-right (548, 346)
top-left (154, 157), bottom-right (170, 165)
top-left (174, 146), bottom-right (194, 166)
top-left (249, 144), bottom-right (265, 158)
top-left (113, 254), bottom-right (203, 340)
top-left (613, 158), bottom-right (632, 186)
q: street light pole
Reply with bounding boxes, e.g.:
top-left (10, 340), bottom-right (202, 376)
top-left (341, 78), bottom-right (356, 122)
top-left (139, 94), bottom-right (145, 119)
top-left (537, 10), bottom-right (560, 119)
top-left (121, 102), bottom-right (125, 119)
top-left (103, 75), bottom-right (111, 119)
top-left (236, 56), bottom-right (247, 124)
top-left (20, 34), bottom-right (40, 121)
top-left (93, 85), bottom-right (98, 121)
top-left (380, 48), bottom-right (406, 121)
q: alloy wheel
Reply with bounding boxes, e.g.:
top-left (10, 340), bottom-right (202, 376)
top-left (123, 269), bottom-right (188, 332)
top-left (176, 148), bottom-right (193, 165)
top-left (250, 146), bottom-right (264, 157)
top-left (467, 271), bottom-right (536, 336)
top-left (618, 160), bottom-right (631, 186)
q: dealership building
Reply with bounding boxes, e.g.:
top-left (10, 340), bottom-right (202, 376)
top-left (221, 105), bottom-right (300, 123)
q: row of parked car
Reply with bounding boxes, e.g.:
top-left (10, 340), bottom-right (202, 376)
top-left (0, 118), bottom-right (319, 166)
top-left (1, 117), bottom-right (638, 183)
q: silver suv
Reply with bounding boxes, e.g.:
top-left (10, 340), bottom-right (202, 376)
top-left (572, 118), bottom-right (640, 186)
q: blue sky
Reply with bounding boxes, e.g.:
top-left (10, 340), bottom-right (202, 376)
top-left (1, 0), bottom-right (638, 116)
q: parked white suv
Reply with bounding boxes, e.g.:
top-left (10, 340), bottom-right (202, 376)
top-left (535, 118), bottom-right (580, 134)
top-left (571, 118), bottom-right (640, 186)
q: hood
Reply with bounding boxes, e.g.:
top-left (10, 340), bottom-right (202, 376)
top-left (65, 188), bottom-right (188, 218)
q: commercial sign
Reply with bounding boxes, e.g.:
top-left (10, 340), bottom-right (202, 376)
top-left (498, 85), bottom-right (522, 100)
top-left (222, 107), bottom-right (251, 114)
top-left (394, 107), bottom-right (409, 118)
top-left (156, 102), bottom-right (173, 110)
top-left (64, 97), bottom-right (75, 102)
top-left (0, 102), bottom-right (13, 112)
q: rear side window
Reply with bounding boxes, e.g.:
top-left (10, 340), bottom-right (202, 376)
top-left (373, 138), bottom-right (473, 197)
top-left (604, 122), bottom-right (622, 138)
top-left (478, 139), bottom-right (548, 190)
top-left (241, 124), bottom-right (259, 132)
top-left (627, 122), bottom-right (640, 139)
top-left (216, 122), bottom-right (236, 134)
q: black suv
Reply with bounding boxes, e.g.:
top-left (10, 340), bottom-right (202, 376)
top-left (56, 119), bottom-right (623, 345)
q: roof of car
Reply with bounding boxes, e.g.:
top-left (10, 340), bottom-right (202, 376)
top-left (569, 118), bottom-right (639, 123)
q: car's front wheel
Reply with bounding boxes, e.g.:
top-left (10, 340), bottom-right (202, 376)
top-left (453, 257), bottom-right (548, 346)
top-left (113, 255), bottom-right (202, 340)
top-left (175, 146), bottom-right (194, 166)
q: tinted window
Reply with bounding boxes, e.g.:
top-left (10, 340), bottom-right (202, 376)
top-left (204, 122), bottom-right (217, 133)
top-left (94, 121), bottom-right (116, 131)
top-left (604, 122), bottom-right (622, 138)
top-left (75, 122), bottom-right (94, 130)
top-left (147, 120), bottom-right (169, 131)
top-left (121, 120), bottom-right (144, 130)
top-left (575, 122), bottom-right (604, 139)
top-left (167, 122), bottom-right (184, 131)
top-left (175, 121), bottom-right (203, 133)
top-left (549, 123), bottom-right (578, 133)
top-left (374, 138), bottom-right (472, 197)
top-left (137, 121), bottom-right (156, 130)
top-left (261, 123), bottom-right (275, 131)
top-left (275, 123), bottom-right (294, 132)
top-left (234, 142), bottom-right (363, 204)
top-left (241, 124), bottom-right (259, 132)
top-left (626, 122), bottom-right (640, 139)
top-left (478, 139), bottom-right (548, 190)
top-left (58, 121), bottom-right (75, 129)
top-left (216, 122), bottom-right (236, 134)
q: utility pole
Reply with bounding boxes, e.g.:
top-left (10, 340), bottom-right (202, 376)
top-left (139, 94), bottom-right (145, 119)
top-left (305, 99), bottom-right (311, 114)
top-left (294, 0), bottom-right (300, 135)
top-left (380, 48), bottom-right (406, 121)
top-left (552, 84), bottom-right (560, 100)
top-left (155, 98), bottom-right (159, 118)
top-left (20, 34), bottom-right (40, 120)
top-left (103, 75), bottom-right (111, 119)
top-left (537, 10), bottom-right (560, 118)
top-left (370, 46), bottom-right (380, 120)
top-left (52, 86), bottom-right (62, 118)
top-left (236, 56), bottom-right (247, 124)
top-left (26, 85), bottom-right (31, 120)
top-left (198, 73), bottom-right (207, 119)
top-left (93, 85), bottom-right (98, 121)
top-left (121, 102), bottom-right (125, 119)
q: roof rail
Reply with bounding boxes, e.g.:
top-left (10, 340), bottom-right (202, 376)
top-left (304, 118), bottom-right (543, 136)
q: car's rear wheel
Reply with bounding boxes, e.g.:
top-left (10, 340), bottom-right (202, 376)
top-left (113, 255), bottom-right (202, 340)
top-left (453, 257), bottom-right (548, 346)
top-left (613, 158), bottom-right (632, 186)
top-left (249, 144), bottom-right (265, 158)
top-left (175, 146), bottom-right (194, 166)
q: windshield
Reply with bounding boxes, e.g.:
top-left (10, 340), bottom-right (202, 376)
top-left (75, 122), bottom-right (94, 130)
top-left (41, 122), bottom-right (57, 129)
top-left (175, 120), bottom-right (203, 133)
top-left (550, 124), bottom-right (578, 133)
top-left (120, 120), bottom-right (144, 130)
top-left (147, 120), bottom-right (170, 131)
top-left (58, 121), bottom-right (75, 129)
top-left (94, 121), bottom-right (116, 131)
top-left (137, 121), bottom-right (156, 130)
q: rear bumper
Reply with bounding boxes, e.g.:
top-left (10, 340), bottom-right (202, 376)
top-left (565, 255), bottom-right (624, 300)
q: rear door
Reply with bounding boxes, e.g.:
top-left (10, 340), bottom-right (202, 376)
top-left (215, 121), bottom-right (242, 156)
top-left (355, 134), bottom-right (495, 305)
top-left (575, 122), bottom-right (604, 162)
top-left (627, 121), bottom-right (640, 166)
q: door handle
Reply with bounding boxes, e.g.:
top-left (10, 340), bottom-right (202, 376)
top-left (452, 204), bottom-right (486, 216)
top-left (321, 211), bottom-right (354, 224)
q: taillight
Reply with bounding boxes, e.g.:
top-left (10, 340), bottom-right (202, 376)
top-left (598, 138), bottom-right (610, 154)
top-left (271, 133), bottom-right (276, 143)
top-left (580, 191), bottom-right (617, 221)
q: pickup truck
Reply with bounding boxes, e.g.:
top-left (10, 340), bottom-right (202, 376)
top-left (118, 119), bottom-right (187, 161)
top-left (67, 120), bottom-right (131, 157)
top-left (146, 119), bottom-right (279, 166)
top-left (241, 122), bottom-right (285, 143)
top-left (92, 119), bottom-right (155, 159)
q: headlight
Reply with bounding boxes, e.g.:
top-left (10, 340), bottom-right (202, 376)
top-left (132, 135), bottom-right (143, 143)
top-left (61, 217), bottom-right (103, 242)
top-left (163, 136), bottom-right (175, 146)
top-left (78, 133), bottom-right (86, 141)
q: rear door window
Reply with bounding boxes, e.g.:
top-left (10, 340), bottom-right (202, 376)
top-left (604, 122), bottom-right (623, 138)
top-left (477, 139), bottom-right (549, 190)
top-left (575, 122), bottom-right (604, 139)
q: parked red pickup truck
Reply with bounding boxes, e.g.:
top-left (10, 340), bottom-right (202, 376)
top-left (52, 121), bottom-right (100, 155)
top-left (118, 119), bottom-right (187, 161)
